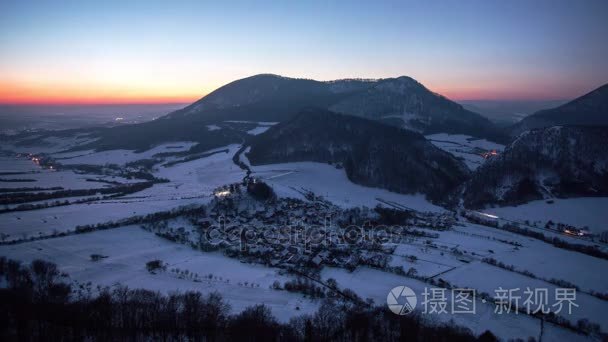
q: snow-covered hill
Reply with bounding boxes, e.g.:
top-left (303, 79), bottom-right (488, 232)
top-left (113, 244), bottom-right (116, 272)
top-left (510, 83), bottom-right (608, 137)
top-left (247, 109), bottom-right (470, 203)
top-left (464, 126), bottom-right (608, 208)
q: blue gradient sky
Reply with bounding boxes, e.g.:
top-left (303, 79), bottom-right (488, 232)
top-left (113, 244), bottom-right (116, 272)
top-left (1, 0), bottom-right (607, 103)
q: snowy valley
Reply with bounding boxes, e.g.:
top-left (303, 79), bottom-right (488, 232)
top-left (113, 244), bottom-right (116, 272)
top-left (1, 114), bottom-right (607, 341)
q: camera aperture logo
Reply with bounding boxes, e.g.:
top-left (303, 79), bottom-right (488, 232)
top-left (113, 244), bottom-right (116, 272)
top-left (387, 286), bottom-right (417, 315)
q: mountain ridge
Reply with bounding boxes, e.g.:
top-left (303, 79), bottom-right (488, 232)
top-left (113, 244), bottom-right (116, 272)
top-left (161, 74), bottom-right (507, 141)
top-left (247, 108), bottom-right (470, 203)
top-left (510, 83), bottom-right (608, 137)
top-left (464, 125), bottom-right (608, 208)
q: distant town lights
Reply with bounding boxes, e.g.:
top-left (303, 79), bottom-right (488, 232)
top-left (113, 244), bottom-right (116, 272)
top-left (215, 190), bottom-right (231, 197)
top-left (477, 212), bottom-right (499, 219)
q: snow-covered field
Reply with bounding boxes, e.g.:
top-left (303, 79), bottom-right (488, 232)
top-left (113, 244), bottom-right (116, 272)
top-left (3, 134), bottom-right (97, 154)
top-left (0, 156), bottom-right (41, 173)
top-left (425, 133), bottom-right (504, 170)
top-left (386, 228), bottom-right (513, 280)
top-left (53, 141), bottom-right (198, 166)
top-left (0, 143), bottom-right (247, 241)
top-left (321, 266), bottom-right (589, 342)
top-left (455, 224), bottom-right (604, 289)
top-left (1, 155), bottom-right (123, 190)
top-left (251, 162), bottom-right (445, 212)
top-left (246, 126), bottom-right (272, 135)
top-left (224, 120), bottom-right (278, 125)
top-left (485, 197), bottom-right (608, 234)
top-left (134, 144), bottom-right (244, 200)
top-left (441, 261), bottom-right (608, 331)
top-left (0, 166), bottom-right (138, 191)
top-left (0, 197), bottom-right (206, 241)
top-left (433, 226), bottom-right (518, 256)
top-left (0, 226), bottom-right (317, 321)
top-left (389, 244), bottom-right (459, 278)
top-left (378, 220), bottom-right (608, 336)
top-left (1, 135), bottom-right (607, 340)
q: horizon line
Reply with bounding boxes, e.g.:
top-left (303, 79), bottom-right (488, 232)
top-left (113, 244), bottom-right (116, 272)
top-left (0, 96), bottom-right (574, 106)
top-left (0, 100), bottom-right (197, 106)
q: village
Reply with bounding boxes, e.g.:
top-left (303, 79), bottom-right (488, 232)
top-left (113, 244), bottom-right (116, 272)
top-left (142, 178), bottom-right (457, 277)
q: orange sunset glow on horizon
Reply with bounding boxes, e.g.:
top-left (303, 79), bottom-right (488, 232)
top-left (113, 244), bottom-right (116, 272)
top-left (2, 1), bottom-right (607, 106)
top-left (0, 79), bottom-right (207, 105)
top-left (0, 76), bottom-right (590, 105)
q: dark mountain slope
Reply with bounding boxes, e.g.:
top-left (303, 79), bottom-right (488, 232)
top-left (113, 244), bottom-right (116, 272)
top-left (163, 74), bottom-right (352, 123)
top-left (247, 109), bottom-right (470, 202)
top-left (168, 74), bottom-right (505, 141)
top-left (329, 76), bottom-right (506, 141)
top-left (76, 75), bottom-right (369, 151)
top-left (23, 74), bottom-right (505, 152)
top-left (464, 126), bottom-right (608, 208)
top-left (165, 74), bottom-right (504, 140)
top-left (510, 83), bottom-right (608, 137)
top-left (86, 74), bottom-right (506, 151)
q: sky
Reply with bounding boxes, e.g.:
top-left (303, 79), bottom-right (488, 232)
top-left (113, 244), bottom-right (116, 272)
top-left (1, 0), bottom-right (607, 104)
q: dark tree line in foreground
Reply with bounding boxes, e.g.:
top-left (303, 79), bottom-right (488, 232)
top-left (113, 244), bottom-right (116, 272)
top-left (0, 257), bottom-right (500, 341)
